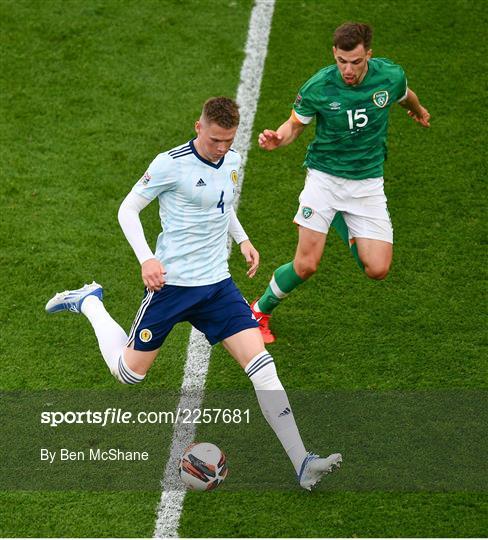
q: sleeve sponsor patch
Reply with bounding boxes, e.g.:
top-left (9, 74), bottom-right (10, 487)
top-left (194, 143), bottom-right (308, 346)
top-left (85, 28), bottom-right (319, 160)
top-left (294, 93), bottom-right (303, 107)
top-left (140, 171), bottom-right (151, 186)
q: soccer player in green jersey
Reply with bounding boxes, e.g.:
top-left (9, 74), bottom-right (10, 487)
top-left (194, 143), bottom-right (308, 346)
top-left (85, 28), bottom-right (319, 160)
top-left (250, 22), bottom-right (430, 343)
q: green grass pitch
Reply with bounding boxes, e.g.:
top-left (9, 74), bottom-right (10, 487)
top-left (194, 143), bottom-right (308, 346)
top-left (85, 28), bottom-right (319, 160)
top-left (0, 0), bottom-right (486, 537)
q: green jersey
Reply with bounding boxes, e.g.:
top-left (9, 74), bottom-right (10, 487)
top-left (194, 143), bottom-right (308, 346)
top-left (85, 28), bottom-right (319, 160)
top-left (293, 58), bottom-right (407, 180)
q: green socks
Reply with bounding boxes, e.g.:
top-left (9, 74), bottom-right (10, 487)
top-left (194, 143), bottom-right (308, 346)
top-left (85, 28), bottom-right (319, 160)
top-left (256, 262), bottom-right (305, 314)
top-left (330, 212), bottom-right (365, 271)
top-left (256, 213), bottom-right (364, 316)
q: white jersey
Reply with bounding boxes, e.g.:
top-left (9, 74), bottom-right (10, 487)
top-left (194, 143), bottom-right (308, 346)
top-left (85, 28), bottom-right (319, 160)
top-left (132, 139), bottom-right (241, 286)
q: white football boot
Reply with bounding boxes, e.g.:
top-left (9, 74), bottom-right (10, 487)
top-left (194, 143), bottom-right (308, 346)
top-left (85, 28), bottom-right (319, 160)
top-left (45, 281), bottom-right (103, 314)
top-left (298, 452), bottom-right (342, 491)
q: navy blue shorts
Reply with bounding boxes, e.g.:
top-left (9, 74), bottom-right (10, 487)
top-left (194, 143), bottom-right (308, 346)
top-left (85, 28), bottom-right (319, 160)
top-left (127, 277), bottom-right (259, 351)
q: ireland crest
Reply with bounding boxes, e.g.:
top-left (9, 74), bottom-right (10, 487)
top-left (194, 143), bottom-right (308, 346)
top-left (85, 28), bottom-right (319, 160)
top-left (302, 206), bottom-right (314, 219)
top-left (373, 90), bottom-right (389, 108)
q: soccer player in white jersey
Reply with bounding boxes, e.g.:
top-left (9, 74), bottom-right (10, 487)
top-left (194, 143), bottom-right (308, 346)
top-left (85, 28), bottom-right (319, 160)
top-left (46, 97), bottom-right (341, 490)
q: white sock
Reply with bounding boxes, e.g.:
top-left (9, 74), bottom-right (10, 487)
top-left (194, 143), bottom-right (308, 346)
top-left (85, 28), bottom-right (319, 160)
top-left (81, 295), bottom-right (144, 384)
top-left (116, 353), bottom-right (145, 385)
top-left (245, 351), bottom-right (307, 474)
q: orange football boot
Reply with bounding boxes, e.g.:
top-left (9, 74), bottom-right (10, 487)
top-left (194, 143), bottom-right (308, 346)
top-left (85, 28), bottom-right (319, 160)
top-left (250, 300), bottom-right (276, 344)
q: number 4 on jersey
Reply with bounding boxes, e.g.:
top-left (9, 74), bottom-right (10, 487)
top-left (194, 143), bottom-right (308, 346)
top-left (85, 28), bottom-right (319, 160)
top-left (217, 190), bottom-right (225, 213)
top-left (347, 108), bottom-right (368, 130)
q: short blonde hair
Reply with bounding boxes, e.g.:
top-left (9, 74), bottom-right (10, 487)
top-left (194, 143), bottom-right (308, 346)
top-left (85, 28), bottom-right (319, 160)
top-left (202, 97), bottom-right (240, 128)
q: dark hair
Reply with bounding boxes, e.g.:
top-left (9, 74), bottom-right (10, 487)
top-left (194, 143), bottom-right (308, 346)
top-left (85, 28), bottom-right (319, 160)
top-left (333, 22), bottom-right (373, 51)
top-left (202, 97), bottom-right (240, 128)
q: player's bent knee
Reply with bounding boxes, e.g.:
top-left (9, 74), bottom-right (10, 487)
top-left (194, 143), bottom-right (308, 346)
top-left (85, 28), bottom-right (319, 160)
top-left (113, 352), bottom-right (147, 385)
top-left (364, 264), bottom-right (390, 280)
top-left (294, 258), bottom-right (319, 280)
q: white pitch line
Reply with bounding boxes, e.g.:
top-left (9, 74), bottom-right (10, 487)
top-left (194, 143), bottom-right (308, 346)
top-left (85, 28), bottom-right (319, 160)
top-left (153, 0), bottom-right (275, 537)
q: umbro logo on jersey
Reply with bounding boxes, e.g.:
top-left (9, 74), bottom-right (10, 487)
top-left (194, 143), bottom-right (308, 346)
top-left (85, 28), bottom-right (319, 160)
top-left (330, 101), bottom-right (341, 110)
top-left (195, 178), bottom-right (207, 187)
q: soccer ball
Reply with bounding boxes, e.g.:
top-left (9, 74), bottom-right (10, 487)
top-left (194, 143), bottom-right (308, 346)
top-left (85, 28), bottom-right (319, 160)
top-left (178, 442), bottom-right (228, 491)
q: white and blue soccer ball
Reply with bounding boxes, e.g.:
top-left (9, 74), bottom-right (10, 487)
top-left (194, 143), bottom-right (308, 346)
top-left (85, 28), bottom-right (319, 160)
top-left (179, 442), bottom-right (228, 491)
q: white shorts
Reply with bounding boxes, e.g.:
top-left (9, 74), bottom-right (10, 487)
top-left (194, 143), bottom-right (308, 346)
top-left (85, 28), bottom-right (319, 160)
top-left (293, 168), bottom-right (393, 243)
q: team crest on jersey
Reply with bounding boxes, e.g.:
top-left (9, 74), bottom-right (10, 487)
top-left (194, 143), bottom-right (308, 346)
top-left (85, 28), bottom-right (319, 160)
top-left (141, 171), bottom-right (151, 185)
top-left (373, 90), bottom-right (389, 108)
top-left (231, 170), bottom-right (238, 185)
top-left (139, 329), bottom-right (152, 342)
top-left (302, 206), bottom-right (314, 219)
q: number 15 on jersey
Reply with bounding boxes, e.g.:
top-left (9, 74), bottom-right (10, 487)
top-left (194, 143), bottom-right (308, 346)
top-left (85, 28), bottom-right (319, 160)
top-left (347, 108), bottom-right (369, 130)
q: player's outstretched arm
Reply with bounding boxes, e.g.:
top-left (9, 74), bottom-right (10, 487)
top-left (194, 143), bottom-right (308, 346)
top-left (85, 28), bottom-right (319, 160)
top-left (228, 208), bottom-right (259, 278)
top-left (258, 114), bottom-right (307, 150)
top-left (239, 239), bottom-right (260, 278)
top-left (118, 191), bottom-right (166, 291)
top-left (398, 89), bottom-right (430, 127)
